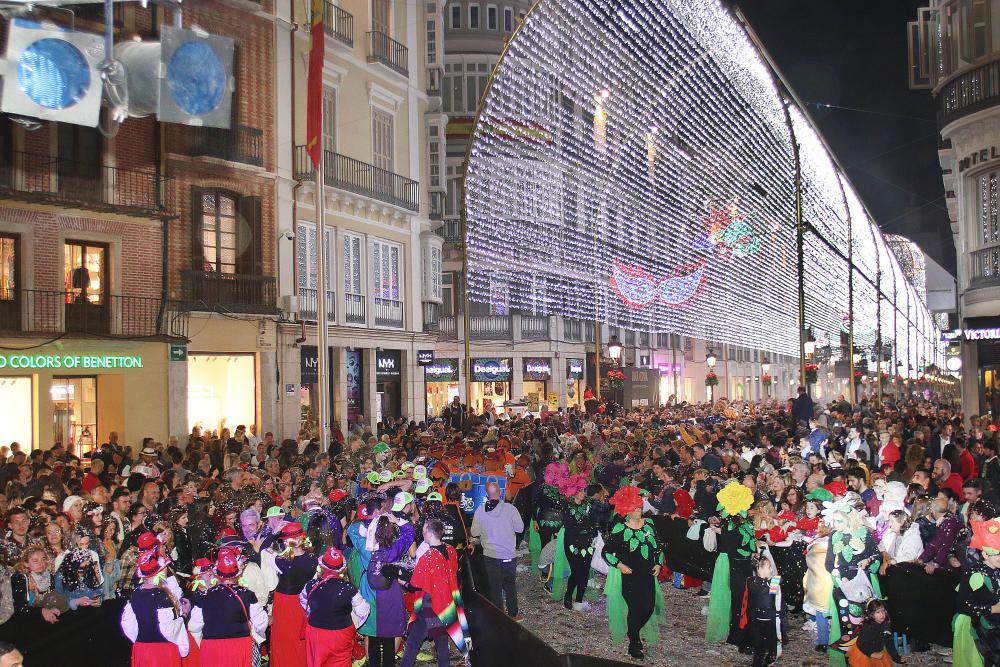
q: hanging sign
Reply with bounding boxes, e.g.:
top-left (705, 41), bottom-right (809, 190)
top-left (425, 358), bottom-right (459, 382)
top-left (376, 350), bottom-right (402, 382)
top-left (417, 350), bottom-right (435, 366)
top-left (473, 357), bottom-right (511, 382)
top-left (523, 357), bottom-right (552, 381)
top-left (566, 358), bottom-right (585, 379)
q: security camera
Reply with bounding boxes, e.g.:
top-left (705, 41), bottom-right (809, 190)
top-left (280, 231), bottom-right (294, 241)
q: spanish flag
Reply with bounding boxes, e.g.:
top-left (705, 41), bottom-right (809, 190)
top-left (305, 0), bottom-right (325, 167)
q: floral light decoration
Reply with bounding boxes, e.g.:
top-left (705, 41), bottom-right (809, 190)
top-left (760, 374), bottom-right (773, 386)
top-left (606, 369), bottom-right (626, 390)
top-left (705, 371), bottom-right (719, 387)
top-left (853, 370), bottom-right (863, 383)
top-left (804, 363), bottom-right (819, 384)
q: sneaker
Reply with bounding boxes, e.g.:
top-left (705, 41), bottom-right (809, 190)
top-left (516, 565), bottom-right (529, 573)
top-left (511, 614), bottom-right (525, 623)
top-left (573, 601), bottom-right (592, 612)
top-left (415, 651), bottom-right (434, 662)
top-left (628, 641), bottom-right (645, 660)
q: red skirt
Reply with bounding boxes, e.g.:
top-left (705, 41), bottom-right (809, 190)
top-left (132, 642), bottom-right (183, 667)
top-left (305, 624), bottom-right (356, 667)
top-left (199, 637), bottom-right (253, 667)
top-left (271, 591), bottom-right (307, 667)
top-left (181, 631), bottom-right (199, 667)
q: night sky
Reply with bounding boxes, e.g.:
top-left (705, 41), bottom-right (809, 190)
top-left (736, 0), bottom-right (955, 275)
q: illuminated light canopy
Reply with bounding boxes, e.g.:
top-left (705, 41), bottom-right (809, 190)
top-left (463, 0), bottom-right (940, 362)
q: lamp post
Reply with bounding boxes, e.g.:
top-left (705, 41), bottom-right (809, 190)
top-left (762, 357), bottom-right (771, 398)
top-left (607, 335), bottom-right (623, 406)
top-left (706, 348), bottom-right (717, 403)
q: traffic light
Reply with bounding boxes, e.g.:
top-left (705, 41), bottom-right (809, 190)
top-left (1, 19), bottom-right (106, 127)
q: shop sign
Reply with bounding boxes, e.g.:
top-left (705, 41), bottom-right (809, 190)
top-left (473, 357), bottom-right (511, 382)
top-left (0, 353), bottom-right (143, 369)
top-left (566, 358), bottom-right (585, 379)
top-left (169, 344), bottom-right (187, 362)
top-left (959, 146), bottom-right (1000, 172)
top-left (417, 350), bottom-right (435, 366)
top-left (941, 329), bottom-right (962, 342)
top-left (425, 358), bottom-right (459, 382)
top-left (300, 345), bottom-right (318, 384)
top-left (523, 357), bottom-right (551, 381)
top-left (964, 327), bottom-right (1000, 341)
top-left (376, 350), bottom-right (402, 382)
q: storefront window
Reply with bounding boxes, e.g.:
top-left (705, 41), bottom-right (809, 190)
top-left (51, 377), bottom-right (96, 457)
top-left (425, 358), bottom-right (460, 418)
top-left (187, 354), bottom-right (256, 436)
top-left (0, 377), bottom-right (32, 449)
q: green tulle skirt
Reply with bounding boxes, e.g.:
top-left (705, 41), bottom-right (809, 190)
top-left (605, 567), bottom-right (665, 645)
top-left (529, 519), bottom-right (541, 571)
top-left (826, 589), bottom-right (846, 667)
top-left (705, 552), bottom-right (730, 643)
top-left (953, 613), bottom-right (985, 667)
top-left (551, 528), bottom-right (570, 601)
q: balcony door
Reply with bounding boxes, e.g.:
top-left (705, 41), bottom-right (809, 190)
top-left (57, 124), bottom-right (102, 202)
top-left (0, 234), bottom-right (18, 330)
top-left (371, 108), bottom-right (394, 199)
top-left (372, 0), bottom-right (391, 35)
top-left (192, 189), bottom-right (264, 306)
top-left (64, 241), bottom-right (108, 334)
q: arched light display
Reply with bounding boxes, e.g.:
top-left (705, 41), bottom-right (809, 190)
top-left (463, 0), bottom-right (940, 361)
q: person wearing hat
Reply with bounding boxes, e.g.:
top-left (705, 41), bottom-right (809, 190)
top-left (189, 547), bottom-right (268, 667)
top-left (362, 511), bottom-right (414, 667)
top-left (54, 524), bottom-right (103, 609)
top-left (134, 446), bottom-right (163, 479)
top-left (271, 522), bottom-right (317, 667)
top-left (121, 551), bottom-right (190, 666)
top-left (300, 546), bottom-right (370, 667)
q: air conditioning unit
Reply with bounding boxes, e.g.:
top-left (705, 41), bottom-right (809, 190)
top-left (278, 295), bottom-right (299, 315)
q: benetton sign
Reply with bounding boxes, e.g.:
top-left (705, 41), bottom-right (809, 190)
top-left (0, 354), bottom-right (144, 369)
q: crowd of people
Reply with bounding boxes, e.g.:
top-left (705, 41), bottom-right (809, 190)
top-left (0, 385), bottom-right (995, 667)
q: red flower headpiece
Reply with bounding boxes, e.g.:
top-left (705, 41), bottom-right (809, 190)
top-left (558, 472), bottom-right (589, 498)
top-left (971, 519), bottom-right (1000, 554)
top-left (672, 489), bottom-right (694, 519)
top-left (823, 481), bottom-right (848, 498)
top-left (609, 485), bottom-right (643, 517)
top-left (543, 462), bottom-right (570, 488)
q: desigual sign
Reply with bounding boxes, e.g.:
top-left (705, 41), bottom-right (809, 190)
top-left (0, 354), bottom-right (144, 369)
top-left (523, 357), bottom-right (552, 381)
top-left (472, 358), bottom-right (511, 382)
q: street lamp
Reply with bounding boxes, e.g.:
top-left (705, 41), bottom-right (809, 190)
top-left (804, 340), bottom-right (816, 358)
top-left (706, 349), bottom-right (717, 369)
top-left (706, 348), bottom-right (717, 403)
top-left (761, 357), bottom-right (771, 398)
top-left (607, 335), bottom-right (623, 366)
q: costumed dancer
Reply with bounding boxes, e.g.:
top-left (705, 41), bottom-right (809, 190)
top-left (823, 493), bottom-right (881, 665)
top-left (739, 554), bottom-right (782, 667)
top-left (121, 551), bottom-right (190, 667)
top-left (955, 517), bottom-right (1000, 667)
top-left (533, 462), bottom-right (569, 572)
top-left (551, 475), bottom-right (599, 611)
top-left (603, 485), bottom-right (665, 661)
top-left (363, 507), bottom-right (416, 667)
top-left (400, 518), bottom-right (471, 667)
top-left (706, 480), bottom-right (757, 653)
top-left (271, 522), bottom-right (318, 667)
top-left (300, 546), bottom-right (370, 667)
top-left (189, 547), bottom-right (268, 667)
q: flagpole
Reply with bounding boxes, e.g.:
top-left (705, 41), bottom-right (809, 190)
top-left (315, 123), bottom-right (330, 453)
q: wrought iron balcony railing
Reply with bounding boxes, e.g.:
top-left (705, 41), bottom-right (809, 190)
top-left (0, 151), bottom-right (170, 215)
top-left (324, 2), bottom-right (354, 47)
top-left (175, 124), bottom-right (264, 167)
top-left (0, 288), bottom-right (187, 338)
top-left (299, 288), bottom-right (336, 323)
top-left (374, 297), bottom-right (404, 328)
top-left (294, 146), bottom-right (419, 211)
top-left (367, 31), bottom-right (408, 77)
top-left (180, 271), bottom-right (277, 314)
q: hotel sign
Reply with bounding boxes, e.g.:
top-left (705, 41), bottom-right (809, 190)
top-left (959, 146), bottom-right (1000, 172)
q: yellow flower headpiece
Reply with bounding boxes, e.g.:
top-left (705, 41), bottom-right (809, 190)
top-left (717, 481), bottom-right (754, 518)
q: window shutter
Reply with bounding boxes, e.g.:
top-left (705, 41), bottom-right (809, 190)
top-left (190, 187), bottom-right (205, 270)
top-left (237, 195), bottom-right (263, 275)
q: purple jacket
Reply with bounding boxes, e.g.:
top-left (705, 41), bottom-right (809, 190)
top-left (365, 521), bottom-right (414, 637)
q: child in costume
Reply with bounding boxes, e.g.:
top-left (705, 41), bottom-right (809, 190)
top-left (846, 599), bottom-right (904, 667)
top-left (706, 480), bottom-right (757, 653)
top-left (551, 474), bottom-right (598, 611)
top-left (300, 546), bottom-right (370, 667)
top-left (955, 517), bottom-right (1000, 666)
top-left (740, 554), bottom-right (781, 667)
top-left (271, 522), bottom-right (317, 667)
top-left (602, 485), bottom-right (664, 661)
top-left (121, 552), bottom-right (190, 667)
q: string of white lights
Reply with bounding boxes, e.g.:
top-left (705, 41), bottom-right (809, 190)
top-left (464, 0), bottom-right (941, 367)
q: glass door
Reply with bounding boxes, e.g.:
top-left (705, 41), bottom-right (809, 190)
top-left (0, 234), bottom-right (18, 330)
top-left (51, 377), bottom-right (97, 457)
top-left (64, 241), bottom-right (108, 333)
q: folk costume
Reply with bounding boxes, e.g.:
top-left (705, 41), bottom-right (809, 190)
top-left (532, 463), bottom-right (569, 570)
top-left (550, 473), bottom-right (598, 609)
top-left (603, 485), bottom-right (665, 661)
top-left (706, 481), bottom-right (757, 650)
top-left (271, 523), bottom-right (318, 667)
top-left (955, 518), bottom-right (1000, 667)
top-left (189, 547), bottom-right (268, 667)
top-left (300, 547), bottom-right (370, 667)
top-left (121, 552), bottom-right (190, 667)
top-left (399, 541), bottom-right (471, 667)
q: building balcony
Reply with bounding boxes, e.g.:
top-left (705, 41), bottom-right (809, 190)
top-left (324, 2), bottom-right (354, 48)
top-left (429, 191), bottom-right (444, 221)
top-left (427, 66), bottom-right (443, 96)
top-left (970, 245), bottom-right (1000, 290)
top-left (299, 288), bottom-right (336, 323)
top-left (295, 147), bottom-right (419, 212)
top-left (374, 297), bottom-right (404, 328)
top-left (520, 313), bottom-right (550, 340)
top-left (434, 218), bottom-right (462, 243)
top-left (344, 292), bottom-right (366, 324)
top-left (174, 124), bottom-right (264, 167)
top-left (0, 288), bottom-right (187, 338)
top-left (0, 151), bottom-right (171, 216)
top-left (564, 316), bottom-right (582, 341)
top-left (471, 314), bottom-right (512, 340)
top-left (422, 301), bottom-right (440, 332)
top-left (438, 314), bottom-right (457, 339)
top-left (939, 59), bottom-right (1000, 128)
top-left (180, 270), bottom-right (277, 314)
top-left (367, 31), bottom-right (408, 77)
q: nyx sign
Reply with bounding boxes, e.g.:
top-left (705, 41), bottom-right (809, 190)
top-left (376, 350), bottom-right (401, 381)
top-left (417, 350), bottom-right (434, 366)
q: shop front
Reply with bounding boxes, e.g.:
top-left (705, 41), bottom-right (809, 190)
top-left (566, 358), bottom-right (585, 408)
top-left (424, 358), bottom-right (460, 418)
top-left (375, 349), bottom-right (402, 424)
top-left (346, 349), bottom-right (364, 431)
top-left (471, 357), bottom-right (511, 413)
top-left (187, 353), bottom-right (257, 437)
top-left (522, 357), bottom-right (551, 411)
top-left (0, 342), bottom-right (170, 452)
top-left (965, 317), bottom-right (1000, 417)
